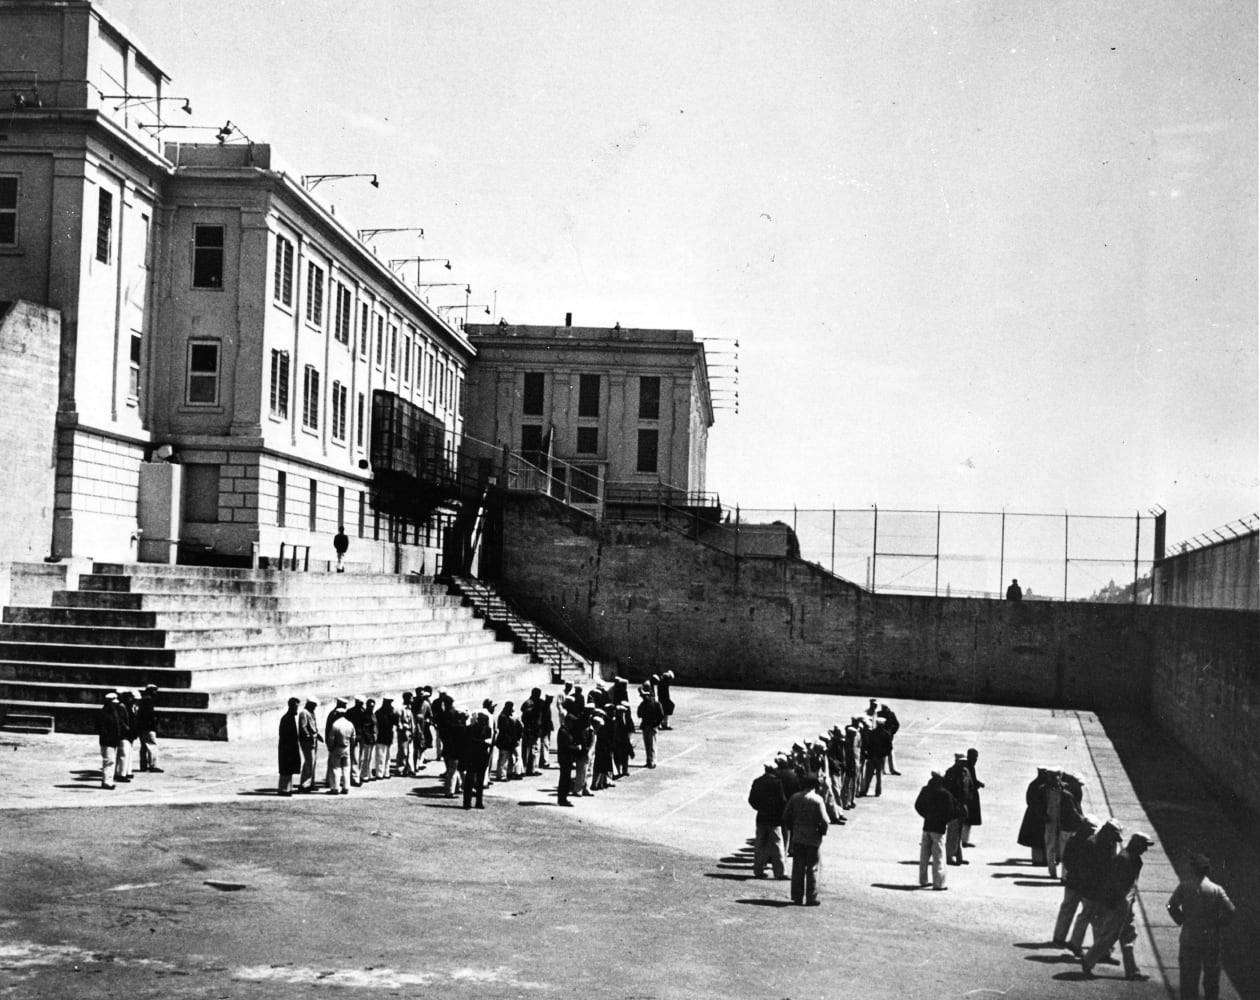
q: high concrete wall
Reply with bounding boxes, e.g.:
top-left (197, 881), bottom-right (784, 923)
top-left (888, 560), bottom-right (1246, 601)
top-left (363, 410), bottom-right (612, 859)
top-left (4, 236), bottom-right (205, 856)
top-left (1154, 531), bottom-right (1259, 611)
top-left (0, 302), bottom-right (59, 565)
top-left (1149, 605), bottom-right (1260, 816)
top-left (495, 493), bottom-right (1259, 815)
top-left (494, 494), bottom-right (1154, 711)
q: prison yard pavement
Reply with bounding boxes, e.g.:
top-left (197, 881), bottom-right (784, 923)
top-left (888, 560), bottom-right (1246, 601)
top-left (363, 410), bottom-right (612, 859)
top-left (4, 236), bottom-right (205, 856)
top-left (0, 688), bottom-right (1253, 1000)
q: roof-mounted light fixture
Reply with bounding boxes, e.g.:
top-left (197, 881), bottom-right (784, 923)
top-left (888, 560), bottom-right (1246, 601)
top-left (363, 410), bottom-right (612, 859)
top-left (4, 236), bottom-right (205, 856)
top-left (302, 173), bottom-right (379, 191)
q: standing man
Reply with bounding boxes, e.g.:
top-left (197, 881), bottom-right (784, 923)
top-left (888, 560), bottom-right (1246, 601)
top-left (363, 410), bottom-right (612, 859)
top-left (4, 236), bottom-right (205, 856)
top-left (520, 688), bottom-right (543, 776)
top-left (943, 753), bottom-right (974, 865)
top-left (277, 697), bottom-right (302, 796)
top-left (875, 702), bottom-right (901, 774)
top-left (373, 697), bottom-right (397, 780)
top-left (748, 762), bottom-right (787, 880)
top-left (333, 524), bottom-right (349, 572)
top-left (97, 692), bottom-right (123, 790)
top-left (658, 670), bottom-right (676, 729)
top-left (636, 684), bottom-right (663, 769)
top-left (781, 773), bottom-right (830, 905)
top-left (915, 771), bottom-right (956, 891)
top-left (326, 705), bottom-right (355, 795)
top-left (461, 705), bottom-right (493, 809)
top-left (115, 690), bottom-right (138, 783)
top-left (297, 698), bottom-right (321, 792)
top-left (1082, 832), bottom-right (1155, 980)
top-left (861, 718), bottom-right (892, 797)
top-left (1167, 853), bottom-right (1235, 1000)
top-left (961, 748), bottom-right (983, 847)
top-left (1006, 578), bottom-right (1023, 600)
top-left (137, 685), bottom-right (162, 773)
top-left (555, 710), bottom-right (577, 807)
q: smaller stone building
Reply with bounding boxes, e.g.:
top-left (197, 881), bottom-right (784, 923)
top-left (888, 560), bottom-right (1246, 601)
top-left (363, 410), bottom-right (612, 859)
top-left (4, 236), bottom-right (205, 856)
top-left (462, 321), bottom-right (713, 510)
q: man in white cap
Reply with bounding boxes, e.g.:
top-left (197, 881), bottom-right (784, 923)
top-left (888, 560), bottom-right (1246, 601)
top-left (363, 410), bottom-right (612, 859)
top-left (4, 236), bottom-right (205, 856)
top-left (636, 684), bottom-right (664, 768)
top-left (327, 702), bottom-right (355, 795)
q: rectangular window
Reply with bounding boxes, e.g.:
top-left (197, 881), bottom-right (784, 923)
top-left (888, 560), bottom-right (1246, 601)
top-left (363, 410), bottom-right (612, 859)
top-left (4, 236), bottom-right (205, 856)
top-left (359, 302), bottom-right (369, 358)
top-left (276, 470), bottom-right (287, 527)
top-left (426, 353), bottom-right (436, 398)
top-left (309, 479), bottom-right (318, 532)
top-left (521, 424), bottom-right (543, 463)
top-left (269, 349), bottom-right (289, 418)
top-left (337, 486), bottom-right (345, 529)
top-left (639, 376), bottom-right (661, 420)
top-left (572, 465), bottom-right (600, 504)
top-left (273, 235), bottom-right (294, 306)
top-left (578, 373), bottom-right (601, 417)
top-left (389, 324), bottom-right (398, 375)
top-left (192, 224), bottom-right (224, 288)
top-left (357, 490), bottom-right (365, 538)
top-left (523, 372), bottom-right (544, 415)
top-left (356, 392), bottom-right (365, 447)
top-left (375, 316), bottom-right (385, 368)
top-left (183, 464), bottom-right (220, 523)
top-left (576, 426), bottom-right (598, 454)
top-left (186, 340), bottom-right (220, 405)
top-left (0, 176), bottom-right (19, 246)
top-left (402, 332), bottom-right (412, 383)
top-left (333, 283), bottom-right (352, 344)
top-left (127, 332), bottom-right (142, 401)
top-left (305, 261), bottom-right (324, 326)
top-left (637, 429), bottom-right (659, 474)
top-left (95, 189), bottom-right (113, 263)
top-left (331, 381), bottom-right (348, 441)
top-left (302, 365), bottom-right (320, 430)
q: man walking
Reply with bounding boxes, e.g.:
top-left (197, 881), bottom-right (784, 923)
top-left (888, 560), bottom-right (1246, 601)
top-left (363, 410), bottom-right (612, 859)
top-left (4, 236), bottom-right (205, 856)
top-left (748, 762), bottom-right (787, 880)
top-left (333, 525), bottom-right (349, 572)
top-left (1082, 832), bottom-right (1155, 980)
top-left (915, 771), bottom-right (956, 890)
top-left (781, 773), bottom-right (829, 905)
top-left (1167, 853), bottom-right (1235, 1000)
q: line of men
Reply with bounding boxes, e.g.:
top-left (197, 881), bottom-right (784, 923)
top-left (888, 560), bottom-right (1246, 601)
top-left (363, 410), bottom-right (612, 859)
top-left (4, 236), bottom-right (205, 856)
top-left (276, 670), bottom-right (679, 810)
top-left (94, 687), bottom-right (164, 789)
top-left (746, 698), bottom-right (904, 906)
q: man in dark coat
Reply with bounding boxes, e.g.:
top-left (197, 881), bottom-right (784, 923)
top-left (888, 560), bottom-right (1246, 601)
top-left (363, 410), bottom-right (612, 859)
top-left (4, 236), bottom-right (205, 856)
top-left (1083, 832), bottom-right (1154, 980)
top-left (860, 718), bottom-right (892, 797)
top-left (137, 685), bottom-right (163, 773)
top-left (520, 689), bottom-right (543, 776)
top-left (611, 702), bottom-right (634, 777)
top-left (461, 707), bottom-right (493, 809)
top-left (943, 753), bottom-right (974, 865)
top-left (333, 525), bottom-right (349, 571)
top-left (775, 754), bottom-right (802, 851)
top-left (961, 747), bottom-right (983, 846)
top-left (1053, 815), bottom-right (1098, 947)
top-left (493, 702), bottom-right (522, 780)
top-left (782, 773), bottom-right (829, 905)
top-left (915, 771), bottom-right (958, 890)
top-left (841, 719), bottom-right (861, 809)
top-left (373, 698), bottom-right (397, 780)
top-left (636, 685), bottom-right (664, 768)
top-left (345, 697), bottom-right (367, 786)
top-left (1006, 578), bottom-right (1023, 600)
top-left (1069, 818), bottom-right (1124, 958)
top-left (538, 693), bottom-right (555, 768)
top-left (748, 762), bottom-right (788, 880)
top-left (116, 689), bottom-right (138, 783)
top-left (875, 702), bottom-right (901, 774)
top-left (277, 697), bottom-right (302, 796)
top-left (555, 710), bottom-right (578, 806)
top-left (1017, 768), bottom-right (1052, 865)
top-left (658, 670), bottom-right (676, 729)
top-left (97, 692), bottom-right (123, 790)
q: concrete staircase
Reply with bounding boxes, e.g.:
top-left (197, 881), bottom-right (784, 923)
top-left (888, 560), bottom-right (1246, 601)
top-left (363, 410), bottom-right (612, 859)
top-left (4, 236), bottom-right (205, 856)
top-left (0, 563), bottom-right (552, 740)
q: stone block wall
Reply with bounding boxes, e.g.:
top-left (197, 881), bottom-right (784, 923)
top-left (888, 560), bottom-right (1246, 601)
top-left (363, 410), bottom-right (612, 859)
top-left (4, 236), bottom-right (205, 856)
top-left (53, 426), bottom-right (146, 562)
top-left (0, 302), bottom-right (59, 564)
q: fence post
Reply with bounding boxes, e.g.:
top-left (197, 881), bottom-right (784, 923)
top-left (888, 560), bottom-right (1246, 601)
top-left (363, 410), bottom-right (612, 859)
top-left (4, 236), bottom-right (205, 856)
top-left (871, 504), bottom-right (878, 594)
top-left (830, 508), bottom-right (835, 575)
top-left (998, 511), bottom-right (1005, 599)
top-left (734, 504), bottom-right (740, 558)
top-left (935, 508), bottom-right (941, 597)
top-left (1063, 513), bottom-right (1070, 601)
top-left (1132, 511), bottom-right (1141, 604)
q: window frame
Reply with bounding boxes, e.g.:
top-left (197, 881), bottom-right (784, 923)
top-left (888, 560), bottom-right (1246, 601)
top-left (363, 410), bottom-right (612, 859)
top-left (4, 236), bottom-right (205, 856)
top-left (639, 375), bottom-right (661, 420)
top-left (127, 331), bottom-right (142, 405)
top-left (523, 371), bottom-right (545, 415)
top-left (301, 364), bottom-right (320, 431)
top-left (331, 380), bottom-right (348, 443)
top-left (305, 260), bottom-right (325, 328)
top-left (95, 188), bottom-right (113, 264)
top-left (636, 428), bottom-right (659, 474)
top-left (0, 175), bottom-right (20, 248)
top-left (576, 425), bottom-right (599, 455)
top-left (333, 282), bottom-right (352, 345)
top-left (191, 224), bottom-right (225, 289)
top-left (273, 234), bottom-right (294, 307)
top-left (578, 373), bottom-right (601, 418)
top-left (185, 339), bottom-right (221, 406)
top-left (269, 348), bottom-right (290, 419)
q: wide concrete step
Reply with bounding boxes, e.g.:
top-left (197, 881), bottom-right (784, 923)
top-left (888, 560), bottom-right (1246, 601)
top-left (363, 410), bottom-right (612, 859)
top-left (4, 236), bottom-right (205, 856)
top-left (54, 590), bottom-right (465, 614)
top-left (0, 623), bottom-right (168, 648)
top-left (0, 698), bottom-right (228, 740)
top-left (0, 680), bottom-right (208, 709)
top-left (0, 710), bottom-right (55, 734)
top-left (0, 659), bottom-right (192, 689)
top-left (0, 641), bottom-right (176, 667)
top-left (78, 572), bottom-right (446, 597)
top-left (4, 606), bottom-right (159, 629)
top-left (93, 563), bottom-right (445, 591)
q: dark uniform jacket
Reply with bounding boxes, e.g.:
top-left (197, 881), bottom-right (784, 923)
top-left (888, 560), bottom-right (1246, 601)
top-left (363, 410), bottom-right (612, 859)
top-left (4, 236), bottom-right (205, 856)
top-left (97, 702), bottom-right (123, 747)
top-left (748, 772), bottom-right (788, 825)
top-left (915, 776), bottom-right (958, 834)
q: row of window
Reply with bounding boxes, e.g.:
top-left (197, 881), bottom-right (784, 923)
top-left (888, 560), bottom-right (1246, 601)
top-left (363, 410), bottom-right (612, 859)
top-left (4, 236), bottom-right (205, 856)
top-left (521, 423), bottom-right (659, 473)
top-left (271, 232), bottom-right (461, 416)
top-left (270, 470), bottom-right (455, 548)
top-left (523, 372), bottom-right (661, 420)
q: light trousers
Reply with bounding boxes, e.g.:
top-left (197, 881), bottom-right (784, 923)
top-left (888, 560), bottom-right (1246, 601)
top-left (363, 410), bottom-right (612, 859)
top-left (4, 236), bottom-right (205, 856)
top-left (919, 830), bottom-right (945, 888)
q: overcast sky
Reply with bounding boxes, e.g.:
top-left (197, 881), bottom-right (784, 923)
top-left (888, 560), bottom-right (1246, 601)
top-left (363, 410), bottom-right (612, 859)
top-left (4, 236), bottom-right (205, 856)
top-left (107, 0), bottom-right (1257, 542)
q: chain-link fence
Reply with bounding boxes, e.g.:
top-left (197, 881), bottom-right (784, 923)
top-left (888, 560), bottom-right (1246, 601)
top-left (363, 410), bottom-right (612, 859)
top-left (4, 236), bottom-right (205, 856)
top-left (742, 507), bottom-right (1156, 602)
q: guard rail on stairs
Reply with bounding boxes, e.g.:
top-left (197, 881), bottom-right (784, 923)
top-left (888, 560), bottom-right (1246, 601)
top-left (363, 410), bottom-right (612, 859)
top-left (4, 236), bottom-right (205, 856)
top-left (441, 576), bottom-right (595, 683)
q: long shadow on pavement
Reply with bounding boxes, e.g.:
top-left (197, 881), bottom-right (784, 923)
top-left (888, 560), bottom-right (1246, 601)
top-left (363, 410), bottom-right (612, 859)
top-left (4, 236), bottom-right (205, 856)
top-left (1097, 710), bottom-right (1260, 1000)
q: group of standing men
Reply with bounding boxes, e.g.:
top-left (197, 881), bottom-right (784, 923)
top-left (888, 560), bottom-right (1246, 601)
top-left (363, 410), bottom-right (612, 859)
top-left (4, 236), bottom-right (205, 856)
top-left (95, 687), bottom-right (163, 788)
top-left (746, 698), bottom-right (904, 906)
top-left (275, 670), bottom-right (679, 812)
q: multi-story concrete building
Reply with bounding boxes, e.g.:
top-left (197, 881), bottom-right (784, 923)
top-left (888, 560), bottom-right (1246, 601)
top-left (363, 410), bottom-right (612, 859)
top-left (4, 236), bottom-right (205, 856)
top-left (0, 0), bottom-right (473, 572)
top-left (462, 321), bottom-right (714, 509)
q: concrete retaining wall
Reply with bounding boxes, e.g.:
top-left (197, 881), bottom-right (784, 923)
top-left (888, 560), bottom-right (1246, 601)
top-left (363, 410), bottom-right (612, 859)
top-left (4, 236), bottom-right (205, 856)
top-left (1154, 531), bottom-right (1258, 611)
top-left (495, 493), bottom-right (1259, 813)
